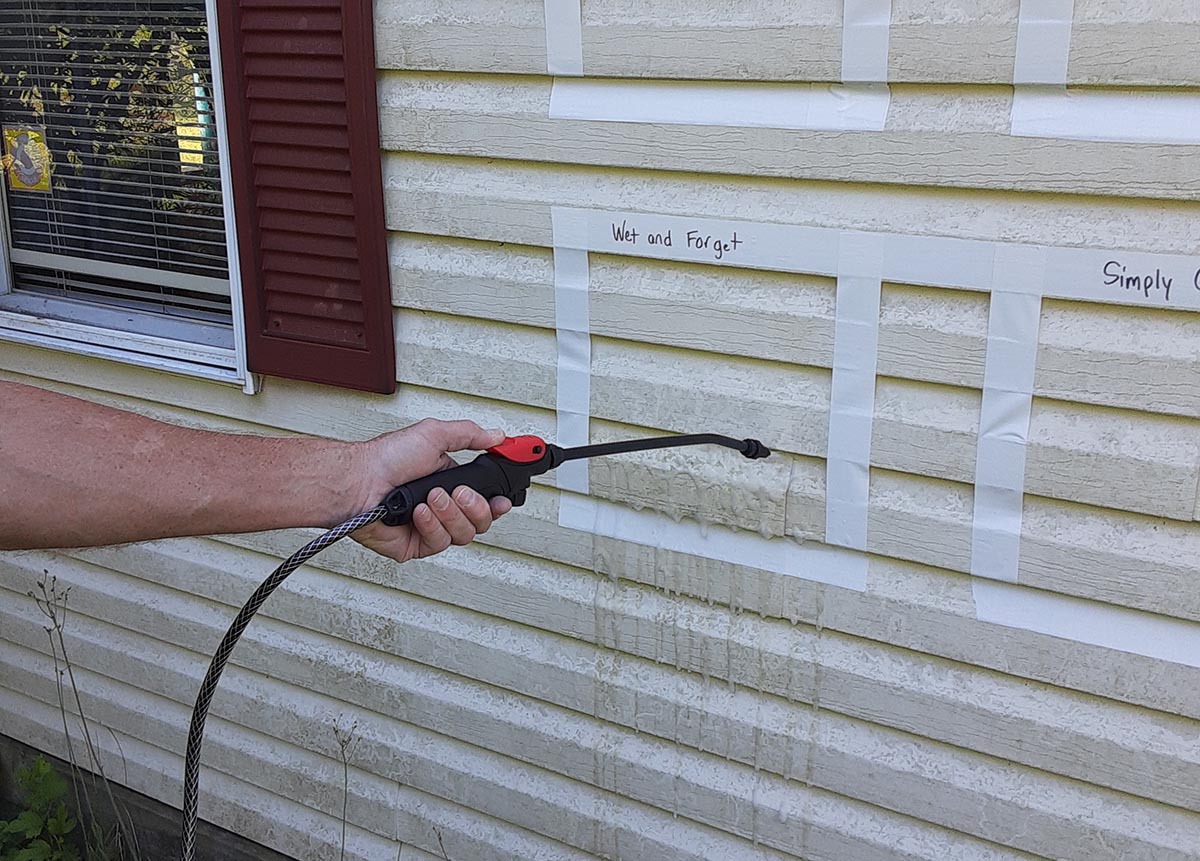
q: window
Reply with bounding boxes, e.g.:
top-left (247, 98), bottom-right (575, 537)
top-left (0, 0), bottom-right (396, 394)
top-left (0, 0), bottom-right (248, 386)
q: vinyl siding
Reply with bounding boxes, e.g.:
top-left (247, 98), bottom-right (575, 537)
top-left (2, 2), bottom-right (1200, 860)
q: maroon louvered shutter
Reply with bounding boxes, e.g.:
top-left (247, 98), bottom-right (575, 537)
top-left (217, 0), bottom-right (396, 393)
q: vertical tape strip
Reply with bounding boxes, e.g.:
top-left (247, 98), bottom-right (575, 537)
top-left (826, 232), bottom-right (883, 551)
top-left (842, 0), bottom-right (892, 83)
top-left (552, 208), bottom-right (591, 493)
top-left (971, 247), bottom-right (1044, 582)
top-left (544, 0), bottom-right (583, 76)
top-left (1014, 0), bottom-right (1074, 85)
top-left (554, 248), bottom-right (590, 493)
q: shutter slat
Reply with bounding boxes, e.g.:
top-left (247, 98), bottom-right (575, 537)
top-left (241, 32), bottom-right (345, 56)
top-left (260, 229), bottom-right (359, 259)
top-left (247, 78), bottom-right (346, 102)
top-left (262, 251), bottom-right (360, 282)
top-left (220, 0), bottom-right (394, 391)
top-left (244, 55), bottom-right (344, 78)
top-left (253, 144), bottom-right (352, 172)
top-left (265, 291), bottom-right (365, 323)
top-left (263, 271), bottom-right (362, 301)
top-left (264, 312), bottom-right (365, 347)
top-left (248, 99), bottom-right (349, 126)
top-left (250, 122), bottom-right (350, 149)
top-left (241, 0), bottom-right (341, 8)
top-left (241, 9), bottom-right (342, 31)
top-left (258, 208), bottom-right (357, 237)
top-left (253, 166), bottom-right (351, 193)
top-left (254, 187), bottom-right (355, 215)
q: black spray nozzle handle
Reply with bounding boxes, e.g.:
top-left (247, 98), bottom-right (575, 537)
top-left (380, 449), bottom-right (560, 527)
top-left (379, 433), bottom-right (770, 527)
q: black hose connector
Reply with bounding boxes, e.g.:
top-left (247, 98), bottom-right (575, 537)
top-left (741, 439), bottom-right (771, 459)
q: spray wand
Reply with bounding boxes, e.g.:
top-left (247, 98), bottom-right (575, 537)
top-left (180, 431), bottom-right (770, 861)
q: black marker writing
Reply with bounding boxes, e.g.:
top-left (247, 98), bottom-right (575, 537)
top-left (1103, 259), bottom-right (1172, 301)
top-left (686, 230), bottom-right (743, 261)
top-left (611, 220), bottom-right (639, 244)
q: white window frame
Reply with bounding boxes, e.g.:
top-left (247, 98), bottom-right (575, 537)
top-left (0, 0), bottom-right (254, 394)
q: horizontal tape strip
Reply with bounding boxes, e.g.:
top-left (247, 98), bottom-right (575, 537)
top-left (560, 494), bottom-right (870, 592)
top-left (550, 207), bottom-right (1200, 312)
top-left (1012, 88), bottom-right (1200, 145)
top-left (973, 579), bottom-right (1200, 669)
top-left (550, 79), bottom-right (890, 131)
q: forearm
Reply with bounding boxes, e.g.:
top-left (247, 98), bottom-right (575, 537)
top-left (0, 381), bottom-right (364, 550)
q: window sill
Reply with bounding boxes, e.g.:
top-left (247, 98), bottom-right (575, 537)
top-left (0, 297), bottom-right (249, 389)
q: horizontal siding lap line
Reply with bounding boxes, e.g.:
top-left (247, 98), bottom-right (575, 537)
top-left (4, 590), bottom-right (1190, 861)
top-left (6, 540), bottom-right (1199, 820)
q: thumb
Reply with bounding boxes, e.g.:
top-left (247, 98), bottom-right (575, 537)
top-left (420, 419), bottom-right (505, 453)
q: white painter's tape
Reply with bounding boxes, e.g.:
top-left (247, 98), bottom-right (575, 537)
top-left (552, 207), bottom-right (1200, 314)
top-left (973, 579), bottom-right (1200, 669)
top-left (880, 233), bottom-right (997, 293)
top-left (549, 207), bottom-right (840, 275)
top-left (826, 233), bottom-right (883, 550)
top-left (1043, 245), bottom-right (1200, 311)
top-left (553, 246), bottom-right (591, 494)
top-left (1014, 0), bottom-right (1074, 85)
top-left (1012, 88), bottom-right (1200, 145)
top-left (808, 84), bottom-right (891, 130)
top-left (560, 495), bottom-right (870, 592)
top-left (543, 0), bottom-right (583, 76)
top-left (551, 205), bottom-right (590, 252)
top-left (549, 79), bottom-right (890, 132)
top-left (970, 290), bottom-right (1042, 583)
top-left (842, 0), bottom-right (892, 83)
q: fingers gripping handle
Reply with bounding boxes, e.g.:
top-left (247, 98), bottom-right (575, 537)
top-left (380, 453), bottom-right (533, 527)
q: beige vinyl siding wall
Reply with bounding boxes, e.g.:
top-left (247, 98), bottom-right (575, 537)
top-left (3, 2), bottom-right (1200, 859)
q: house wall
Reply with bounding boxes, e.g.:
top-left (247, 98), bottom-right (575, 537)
top-left (3, 2), bottom-right (1200, 859)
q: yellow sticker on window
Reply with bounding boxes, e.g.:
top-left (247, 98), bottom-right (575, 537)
top-left (3, 127), bottom-right (51, 193)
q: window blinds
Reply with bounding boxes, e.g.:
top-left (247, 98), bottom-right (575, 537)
top-left (0, 1), bottom-right (231, 320)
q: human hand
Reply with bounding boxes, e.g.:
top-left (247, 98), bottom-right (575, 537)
top-left (345, 419), bottom-right (513, 563)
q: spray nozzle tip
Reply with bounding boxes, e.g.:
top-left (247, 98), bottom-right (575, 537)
top-left (741, 439), bottom-right (771, 459)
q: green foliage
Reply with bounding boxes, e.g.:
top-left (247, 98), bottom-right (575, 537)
top-left (0, 757), bottom-right (80, 861)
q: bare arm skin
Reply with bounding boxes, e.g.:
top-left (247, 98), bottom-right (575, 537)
top-left (0, 381), bottom-right (511, 561)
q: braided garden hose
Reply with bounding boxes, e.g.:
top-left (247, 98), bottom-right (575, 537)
top-left (179, 505), bottom-right (387, 861)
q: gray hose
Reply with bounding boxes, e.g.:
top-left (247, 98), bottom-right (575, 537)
top-left (180, 505), bottom-right (387, 861)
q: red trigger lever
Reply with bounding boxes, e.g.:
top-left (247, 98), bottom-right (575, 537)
top-left (487, 435), bottom-right (548, 463)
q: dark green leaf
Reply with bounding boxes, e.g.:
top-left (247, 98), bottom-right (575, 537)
top-left (12, 811), bottom-right (42, 841)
